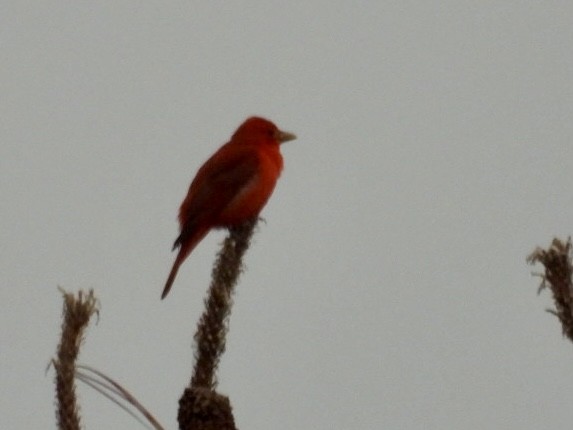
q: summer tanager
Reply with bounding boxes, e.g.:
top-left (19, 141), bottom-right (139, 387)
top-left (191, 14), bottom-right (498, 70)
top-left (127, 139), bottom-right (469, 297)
top-left (161, 116), bottom-right (296, 299)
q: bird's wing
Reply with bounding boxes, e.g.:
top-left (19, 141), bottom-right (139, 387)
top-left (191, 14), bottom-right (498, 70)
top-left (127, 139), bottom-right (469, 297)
top-left (173, 147), bottom-right (260, 248)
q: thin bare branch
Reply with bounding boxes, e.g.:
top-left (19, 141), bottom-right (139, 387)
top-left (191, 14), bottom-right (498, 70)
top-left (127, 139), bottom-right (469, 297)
top-left (76, 370), bottom-right (153, 430)
top-left (77, 364), bottom-right (164, 430)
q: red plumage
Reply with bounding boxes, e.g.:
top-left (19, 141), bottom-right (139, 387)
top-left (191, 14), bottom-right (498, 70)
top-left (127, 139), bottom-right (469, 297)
top-left (162, 117), bottom-right (295, 299)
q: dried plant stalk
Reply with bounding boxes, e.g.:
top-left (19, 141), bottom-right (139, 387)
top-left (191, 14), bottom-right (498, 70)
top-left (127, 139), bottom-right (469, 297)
top-left (178, 387), bottom-right (236, 430)
top-left (178, 218), bottom-right (258, 430)
top-left (527, 237), bottom-right (573, 342)
top-left (53, 289), bottom-right (99, 430)
top-left (191, 218), bottom-right (257, 389)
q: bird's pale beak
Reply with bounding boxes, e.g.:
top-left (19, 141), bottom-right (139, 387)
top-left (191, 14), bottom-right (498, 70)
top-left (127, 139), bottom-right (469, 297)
top-left (276, 130), bottom-right (297, 143)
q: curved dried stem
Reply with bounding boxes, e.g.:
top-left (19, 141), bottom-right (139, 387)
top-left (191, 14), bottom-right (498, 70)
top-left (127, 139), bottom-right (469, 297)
top-left (76, 364), bottom-right (164, 430)
top-left (53, 288), bottom-right (99, 430)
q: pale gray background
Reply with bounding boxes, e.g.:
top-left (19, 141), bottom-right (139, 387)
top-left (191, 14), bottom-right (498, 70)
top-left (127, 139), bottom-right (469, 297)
top-left (2, 2), bottom-right (573, 429)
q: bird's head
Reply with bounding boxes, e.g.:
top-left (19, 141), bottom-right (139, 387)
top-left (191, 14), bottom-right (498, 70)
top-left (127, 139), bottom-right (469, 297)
top-left (232, 116), bottom-right (296, 146)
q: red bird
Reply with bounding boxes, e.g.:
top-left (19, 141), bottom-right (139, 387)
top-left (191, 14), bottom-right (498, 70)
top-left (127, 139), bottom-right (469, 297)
top-left (162, 117), bottom-right (296, 299)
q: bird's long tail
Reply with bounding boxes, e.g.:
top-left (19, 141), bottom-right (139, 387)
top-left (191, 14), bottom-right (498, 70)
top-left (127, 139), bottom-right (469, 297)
top-left (161, 228), bottom-right (208, 299)
top-left (162, 256), bottom-right (183, 300)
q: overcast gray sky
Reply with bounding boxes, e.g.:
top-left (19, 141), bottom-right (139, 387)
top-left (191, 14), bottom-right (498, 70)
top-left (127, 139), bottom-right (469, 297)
top-left (2, 2), bottom-right (573, 429)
